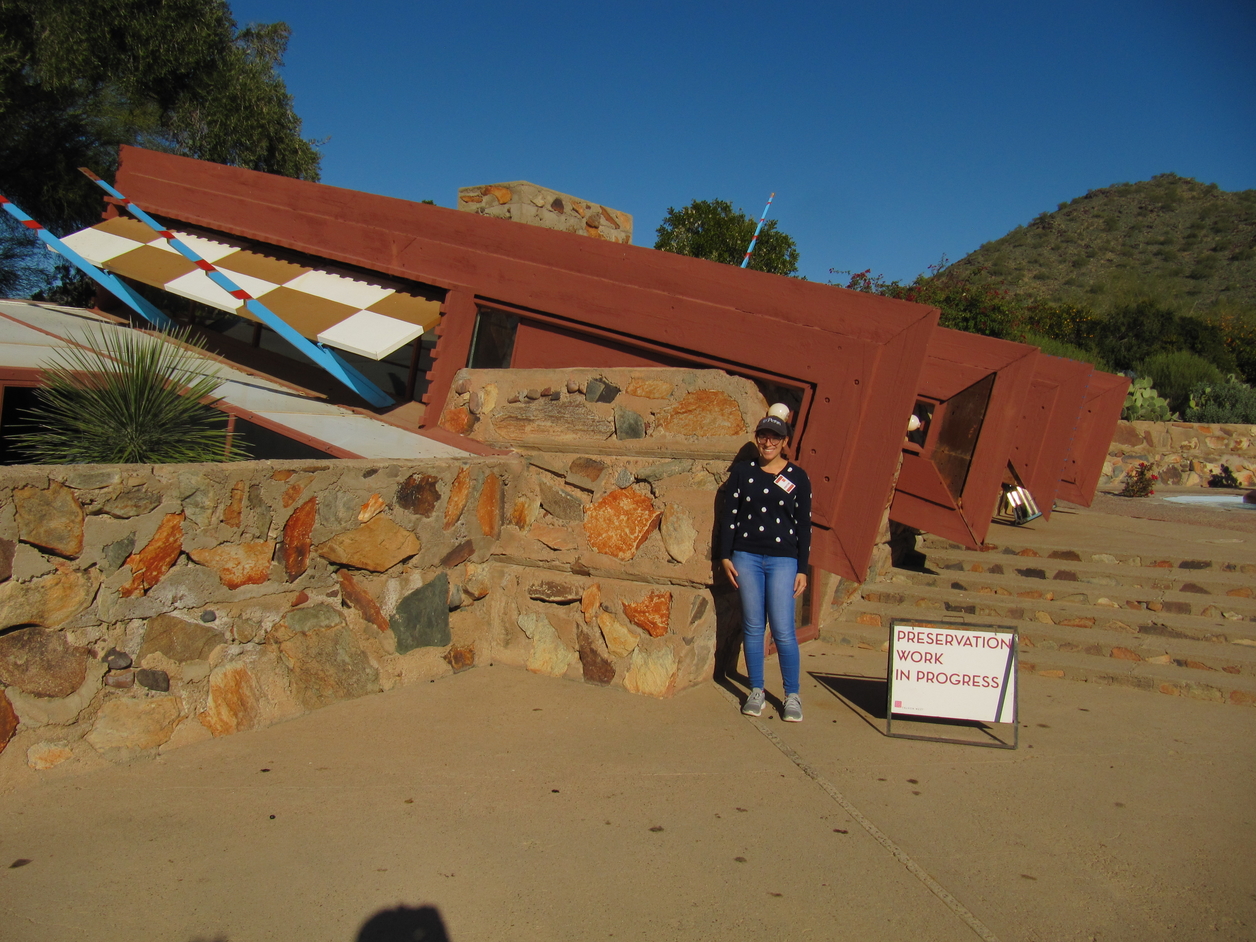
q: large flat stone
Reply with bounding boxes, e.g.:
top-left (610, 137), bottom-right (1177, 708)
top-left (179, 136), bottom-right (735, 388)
top-left (280, 625), bottom-right (380, 712)
top-left (316, 515), bottom-right (420, 572)
top-left (139, 614), bottom-right (224, 663)
top-left (15, 482), bottom-right (84, 558)
top-left (199, 650), bottom-right (300, 737)
top-left (584, 489), bottom-right (660, 561)
top-left (0, 568), bottom-right (99, 632)
top-left (492, 399), bottom-right (613, 441)
top-left (0, 626), bottom-right (88, 698)
top-left (390, 574), bottom-right (451, 654)
top-left (660, 505), bottom-right (697, 563)
top-left (86, 695), bottom-right (182, 759)
top-left (653, 390), bottom-right (745, 437)
top-left (120, 513), bottom-right (184, 597)
top-left (519, 612), bottom-right (578, 677)
top-left (188, 542), bottom-right (274, 589)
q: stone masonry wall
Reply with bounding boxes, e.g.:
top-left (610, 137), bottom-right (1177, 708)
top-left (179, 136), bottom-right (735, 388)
top-left (0, 457), bottom-right (531, 779)
top-left (1103, 421), bottom-right (1256, 488)
top-left (456, 180), bottom-right (632, 243)
top-left (0, 368), bottom-right (767, 778)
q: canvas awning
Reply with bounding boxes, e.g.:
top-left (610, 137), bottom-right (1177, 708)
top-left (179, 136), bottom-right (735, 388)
top-left (61, 217), bottom-right (442, 360)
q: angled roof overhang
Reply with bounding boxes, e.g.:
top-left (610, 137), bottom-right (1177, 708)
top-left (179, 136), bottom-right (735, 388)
top-left (890, 328), bottom-right (1038, 549)
top-left (1057, 369), bottom-right (1130, 506)
top-left (1009, 355), bottom-right (1093, 520)
top-left (111, 146), bottom-right (939, 582)
top-left (61, 216), bottom-right (442, 360)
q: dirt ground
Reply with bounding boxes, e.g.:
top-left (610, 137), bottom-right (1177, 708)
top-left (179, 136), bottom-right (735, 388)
top-left (2, 640), bottom-right (1253, 942)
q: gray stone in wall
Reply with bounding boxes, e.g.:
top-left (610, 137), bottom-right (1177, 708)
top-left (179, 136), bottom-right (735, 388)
top-left (391, 573), bottom-right (451, 654)
top-left (102, 488), bottom-right (161, 519)
top-left (101, 535), bottom-right (135, 574)
top-left (538, 479), bottom-right (584, 522)
top-left (59, 469), bottom-right (121, 490)
top-left (0, 538), bottom-right (12, 582)
top-left (638, 459), bottom-right (694, 483)
top-left (282, 625), bottom-right (380, 711)
top-left (284, 604), bottom-right (344, 634)
top-left (11, 543), bottom-right (54, 581)
top-left (614, 407), bottom-right (645, 440)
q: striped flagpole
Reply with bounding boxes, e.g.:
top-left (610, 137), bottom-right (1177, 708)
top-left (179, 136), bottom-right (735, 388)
top-left (78, 168), bottom-right (394, 408)
top-left (0, 193), bottom-right (175, 330)
top-left (740, 192), bottom-right (775, 269)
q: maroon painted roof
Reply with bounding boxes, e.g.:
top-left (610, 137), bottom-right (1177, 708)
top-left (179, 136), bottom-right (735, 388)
top-left (111, 147), bottom-right (940, 581)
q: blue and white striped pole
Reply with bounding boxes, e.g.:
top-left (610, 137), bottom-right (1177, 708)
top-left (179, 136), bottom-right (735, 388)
top-left (740, 192), bottom-right (775, 269)
top-left (79, 168), bottom-right (394, 408)
top-left (0, 192), bottom-right (175, 330)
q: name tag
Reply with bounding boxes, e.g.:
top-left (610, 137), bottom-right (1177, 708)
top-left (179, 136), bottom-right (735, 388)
top-left (774, 474), bottom-right (795, 494)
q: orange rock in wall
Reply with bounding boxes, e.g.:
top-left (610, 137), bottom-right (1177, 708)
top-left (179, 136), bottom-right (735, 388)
top-left (282, 498), bottom-right (317, 582)
top-left (477, 473), bottom-right (502, 539)
top-left (584, 489), bottom-right (660, 561)
top-left (445, 467), bottom-right (471, 531)
top-left (189, 542), bottom-right (273, 589)
top-left (653, 390), bottom-right (745, 437)
top-left (622, 591), bottom-right (671, 638)
top-left (120, 513), bottom-right (185, 597)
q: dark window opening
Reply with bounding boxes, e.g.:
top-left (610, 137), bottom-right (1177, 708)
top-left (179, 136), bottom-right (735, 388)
top-left (906, 400), bottom-right (934, 448)
top-left (468, 309), bottom-right (519, 369)
top-left (932, 373), bottom-right (996, 500)
top-left (0, 385), bottom-right (41, 465)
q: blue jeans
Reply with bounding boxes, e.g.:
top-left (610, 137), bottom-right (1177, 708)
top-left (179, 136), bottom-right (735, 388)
top-left (731, 551), bottom-right (800, 695)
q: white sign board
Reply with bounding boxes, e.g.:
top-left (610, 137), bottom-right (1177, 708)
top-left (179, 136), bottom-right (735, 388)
top-left (888, 623), bottom-right (1017, 724)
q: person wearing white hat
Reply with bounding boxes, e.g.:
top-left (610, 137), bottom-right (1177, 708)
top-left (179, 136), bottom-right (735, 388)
top-left (717, 404), bottom-right (812, 722)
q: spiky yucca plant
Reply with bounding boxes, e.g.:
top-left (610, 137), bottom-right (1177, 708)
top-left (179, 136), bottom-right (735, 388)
top-left (13, 326), bottom-right (245, 464)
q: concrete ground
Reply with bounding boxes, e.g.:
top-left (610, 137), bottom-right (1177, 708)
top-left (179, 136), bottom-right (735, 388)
top-left (2, 638), bottom-right (1253, 942)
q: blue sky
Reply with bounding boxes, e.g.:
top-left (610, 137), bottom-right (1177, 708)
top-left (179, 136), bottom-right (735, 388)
top-left (229, 0), bottom-right (1255, 284)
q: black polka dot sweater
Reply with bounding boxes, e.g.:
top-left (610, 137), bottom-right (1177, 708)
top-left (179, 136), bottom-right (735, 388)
top-left (717, 459), bottom-right (812, 570)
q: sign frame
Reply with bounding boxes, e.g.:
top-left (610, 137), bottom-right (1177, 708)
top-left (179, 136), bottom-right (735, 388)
top-left (885, 618), bottom-right (1019, 750)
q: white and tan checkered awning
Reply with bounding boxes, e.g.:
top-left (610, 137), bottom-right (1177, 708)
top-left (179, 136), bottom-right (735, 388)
top-left (61, 217), bottom-right (442, 360)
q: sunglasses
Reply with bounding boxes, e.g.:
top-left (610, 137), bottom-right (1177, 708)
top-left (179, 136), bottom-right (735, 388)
top-left (755, 432), bottom-right (785, 443)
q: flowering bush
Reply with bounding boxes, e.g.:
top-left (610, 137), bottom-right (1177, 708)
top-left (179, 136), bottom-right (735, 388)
top-left (1120, 462), bottom-right (1158, 498)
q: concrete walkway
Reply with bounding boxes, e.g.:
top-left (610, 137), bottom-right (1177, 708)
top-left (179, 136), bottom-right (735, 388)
top-left (2, 640), bottom-right (1253, 942)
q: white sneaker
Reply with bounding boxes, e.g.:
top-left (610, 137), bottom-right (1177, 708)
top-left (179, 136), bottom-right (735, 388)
top-left (783, 693), bottom-right (803, 722)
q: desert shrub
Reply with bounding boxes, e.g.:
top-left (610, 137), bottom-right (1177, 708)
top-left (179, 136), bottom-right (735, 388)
top-left (1022, 333), bottom-right (1111, 371)
top-left (1208, 465), bottom-right (1240, 488)
top-left (1120, 463), bottom-right (1158, 497)
top-left (12, 326), bottom-right (243, 464)
top-left (1183, 377), bottom-right (1256, 424)
top-left (1136, 350), bottom-right (1223, 413)
top-left (1122, 376), bottom-right (1174, 421)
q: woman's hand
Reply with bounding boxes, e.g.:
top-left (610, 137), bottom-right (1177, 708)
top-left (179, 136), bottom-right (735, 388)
top-left (793, 572), bottom-right (807, 598)
top-left (721, 558), bottom-right (739, 589)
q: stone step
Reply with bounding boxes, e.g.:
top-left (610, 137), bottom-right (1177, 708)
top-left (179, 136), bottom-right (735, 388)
top-left (919, 533), bottom-right (1255, 569)
top-left (882, 568), bottom-right (1256, 619)
top-left (837, 596), bottom-right (1256, 673)
top-left (820, 621), bottom-right (1256, 706)
top-left (917, 547), bottom-right (1256, 593)
top-left (858, 581), bottom-right (1256, 643)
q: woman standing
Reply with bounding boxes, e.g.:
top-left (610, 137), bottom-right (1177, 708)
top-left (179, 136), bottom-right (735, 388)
top-left (718, 406), bottom-right (812, 722)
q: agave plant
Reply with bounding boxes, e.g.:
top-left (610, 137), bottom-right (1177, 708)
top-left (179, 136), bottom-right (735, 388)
top-left (13, 325), bottom-right (246, 464)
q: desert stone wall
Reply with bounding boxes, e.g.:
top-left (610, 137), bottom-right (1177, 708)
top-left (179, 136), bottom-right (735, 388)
top-left (456, 180), bottom-right (632, 243)
top-left (1104, 421), bottom-right (1256, 488)
top-left (0, 368), bottom-right (776, 778)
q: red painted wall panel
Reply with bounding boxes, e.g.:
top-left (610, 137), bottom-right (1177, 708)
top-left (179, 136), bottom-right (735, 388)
top-left (112, 146), bottom-right (939, 581)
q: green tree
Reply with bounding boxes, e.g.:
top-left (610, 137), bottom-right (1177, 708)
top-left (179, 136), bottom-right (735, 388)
top-left (0, 0), bottom-right (321, 294)
top-left (11, 326), bottom-right (245, 464)
top-left (655, 199), bottom-right (800, 276)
